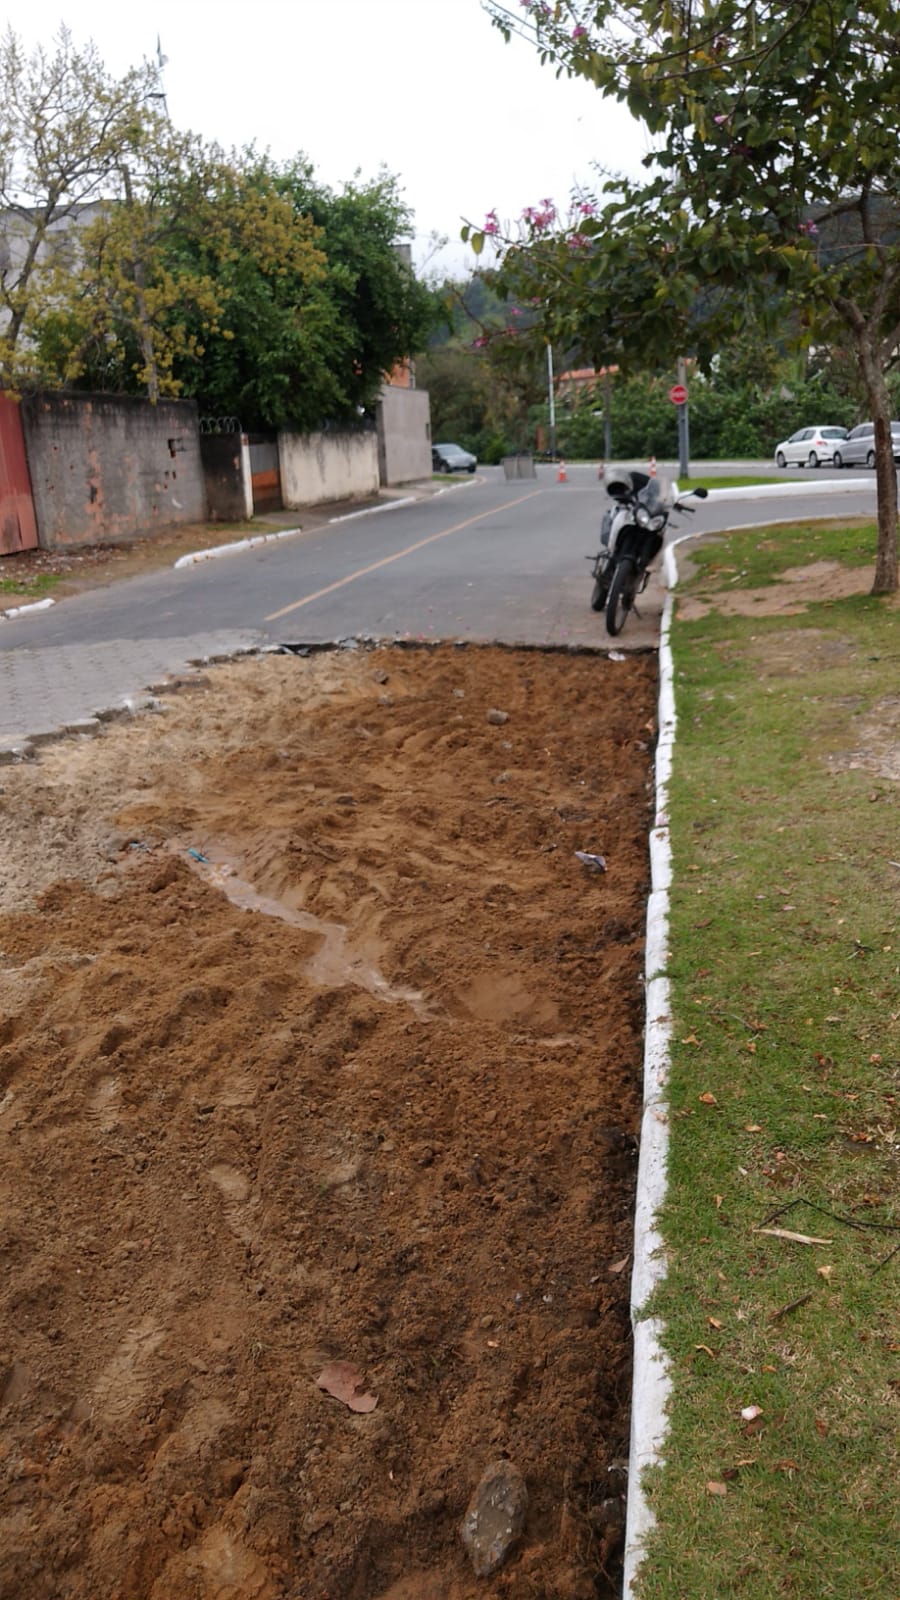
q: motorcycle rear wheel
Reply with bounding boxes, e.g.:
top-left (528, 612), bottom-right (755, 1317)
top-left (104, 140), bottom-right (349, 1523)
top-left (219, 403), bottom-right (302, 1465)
top-left (605, 560), bottom-right (637, 636)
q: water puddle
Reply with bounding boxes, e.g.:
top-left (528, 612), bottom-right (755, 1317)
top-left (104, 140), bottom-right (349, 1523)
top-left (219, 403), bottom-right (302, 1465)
top-left (182, 846), bottom-right (431, 1019)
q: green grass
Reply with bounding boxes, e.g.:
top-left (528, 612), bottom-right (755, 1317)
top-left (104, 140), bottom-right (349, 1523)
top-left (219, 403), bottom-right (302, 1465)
top-left (637, 534), bottom-right (898, 1599)
top-left (679, 474), bottom-right (787, 489)
top-left (0, 572), bottom-right (61, 599)
top-left (683, 518), bottom-right (877, 588)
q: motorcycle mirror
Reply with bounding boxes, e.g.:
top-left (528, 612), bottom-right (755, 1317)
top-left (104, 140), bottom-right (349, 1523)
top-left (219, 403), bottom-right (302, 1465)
top-left (693, 486), bottom-right (709, 499)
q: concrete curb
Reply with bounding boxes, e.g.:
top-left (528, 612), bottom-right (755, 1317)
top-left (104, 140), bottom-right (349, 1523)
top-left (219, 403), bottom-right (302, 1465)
top-left (705, 477), bottom-right (871, 500)
top-left (173, 526), bottom-right (305, 569)
top-left (1, 597), bottom-right (56, 622)
top-left (623, 575), bottom-right (678, 1595)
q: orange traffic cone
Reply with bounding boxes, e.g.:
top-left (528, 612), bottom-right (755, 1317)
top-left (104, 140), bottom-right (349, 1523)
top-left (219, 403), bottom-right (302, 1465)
top-left (649, 455), bottom-right (657, 477)
top-left (557, 460), bottom-right (567, 482)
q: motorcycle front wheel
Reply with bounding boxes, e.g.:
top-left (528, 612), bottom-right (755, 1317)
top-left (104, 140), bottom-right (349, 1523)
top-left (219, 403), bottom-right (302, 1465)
top-left (605, 559), bottom-right (638, 636)
top-left (590, 576), bottom-right (608, 612)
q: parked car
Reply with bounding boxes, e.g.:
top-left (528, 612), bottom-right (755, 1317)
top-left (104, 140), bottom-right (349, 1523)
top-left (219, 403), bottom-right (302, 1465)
top-left (832, 421), bottom-right (900, 468)
top-left (774, 425), bottom-right (849, 468)
top-left (432, 442), bottom-right (477, 473)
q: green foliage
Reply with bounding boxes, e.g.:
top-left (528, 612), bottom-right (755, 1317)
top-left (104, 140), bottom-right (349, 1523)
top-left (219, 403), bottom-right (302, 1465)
top-left (512, 353), bottom-right (862, 461)
top-left (0, 23), bottom-right (162, 383)
top-left (484, 0), bottom-right (900, 587)
top-left (1, 27), bottom-right (436, 430)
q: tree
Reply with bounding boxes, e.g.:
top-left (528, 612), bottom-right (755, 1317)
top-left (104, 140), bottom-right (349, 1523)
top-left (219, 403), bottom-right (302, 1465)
top-left (481, 1), bottom-right (900, 592)
top-left (0, 25), bottom-right (162, 381)
top-left (2, 28), bottom-right (436, 431)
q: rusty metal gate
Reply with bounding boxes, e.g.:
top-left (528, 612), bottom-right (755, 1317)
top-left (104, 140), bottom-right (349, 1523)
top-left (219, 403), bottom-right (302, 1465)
top-left (0, 392), bottom-right (39, 554)
top-left (247, 434), bottom-right (283, 512)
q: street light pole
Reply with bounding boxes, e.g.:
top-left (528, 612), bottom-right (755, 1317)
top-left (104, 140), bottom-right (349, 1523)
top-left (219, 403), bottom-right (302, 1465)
top-left (547, 342), bottom-right (556, 458)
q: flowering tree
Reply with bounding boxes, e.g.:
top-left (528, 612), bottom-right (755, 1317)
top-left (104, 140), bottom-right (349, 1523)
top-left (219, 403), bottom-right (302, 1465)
top-left (476, 0), bottom-right (900, 592)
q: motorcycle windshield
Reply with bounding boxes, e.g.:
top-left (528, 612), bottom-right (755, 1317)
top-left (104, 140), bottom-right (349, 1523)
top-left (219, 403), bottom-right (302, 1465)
top-left (638, 476), bottom-right (673, 512)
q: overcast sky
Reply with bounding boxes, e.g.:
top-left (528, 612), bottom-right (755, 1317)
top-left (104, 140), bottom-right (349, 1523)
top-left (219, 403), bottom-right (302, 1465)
top-left (9, 0), bottom-right (653, 276)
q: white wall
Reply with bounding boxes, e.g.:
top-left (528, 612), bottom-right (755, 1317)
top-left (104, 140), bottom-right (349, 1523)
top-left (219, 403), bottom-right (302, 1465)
top-left (278, 428), bottom-right (379, 508)
top-left (376, 386), bottom-right (432, 485)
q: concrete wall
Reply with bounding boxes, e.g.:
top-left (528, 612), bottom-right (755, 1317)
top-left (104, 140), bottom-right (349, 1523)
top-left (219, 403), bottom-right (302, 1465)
top-left (21, 391), bottom-right (206, 549)
top-left (377, 385), bottom-right (432, 485)
top-left (200, 431), bottom-right (253, 521)
top-left (278, 427), bottom-right (379, 508)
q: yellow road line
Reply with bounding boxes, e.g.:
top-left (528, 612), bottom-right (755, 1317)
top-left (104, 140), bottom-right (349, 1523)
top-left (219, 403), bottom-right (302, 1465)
top-left (263, 489), bottom-right (543, 622)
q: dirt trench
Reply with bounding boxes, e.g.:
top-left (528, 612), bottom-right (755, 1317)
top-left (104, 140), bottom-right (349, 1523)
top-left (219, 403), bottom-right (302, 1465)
top-left (0, 643), bottom-right (657, 1600)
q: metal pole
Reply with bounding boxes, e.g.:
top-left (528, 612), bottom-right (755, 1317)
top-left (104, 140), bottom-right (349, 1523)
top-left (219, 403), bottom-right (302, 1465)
top-left (677, 355), bottom-right (690, 479)
top-left (547, 342), bottom-right (556, 458)
top-left (604, 368), bottom-right (612, 460)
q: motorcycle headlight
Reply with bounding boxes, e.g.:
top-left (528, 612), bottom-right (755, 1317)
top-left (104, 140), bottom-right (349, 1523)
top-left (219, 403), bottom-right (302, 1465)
top-left (637, 505), bottom-right (667, 532)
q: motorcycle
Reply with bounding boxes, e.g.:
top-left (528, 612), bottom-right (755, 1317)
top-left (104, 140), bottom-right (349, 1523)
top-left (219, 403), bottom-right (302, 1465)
top-left (588, 471), bottom-right (708, 636)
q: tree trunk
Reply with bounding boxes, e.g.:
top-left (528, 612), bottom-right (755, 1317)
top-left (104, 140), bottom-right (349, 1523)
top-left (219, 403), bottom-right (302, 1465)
top-left (858, 335), bottom-right (899, 594)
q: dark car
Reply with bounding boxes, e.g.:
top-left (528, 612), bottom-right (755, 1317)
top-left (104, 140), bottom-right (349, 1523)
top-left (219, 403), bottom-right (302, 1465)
top-left (432, 442), bottom-right (477, 474)
top-left (832, 421), bottom-right (900, 468)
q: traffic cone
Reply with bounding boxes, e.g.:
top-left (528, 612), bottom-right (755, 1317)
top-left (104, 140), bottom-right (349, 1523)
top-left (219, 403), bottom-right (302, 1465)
top-left (649, 455), bottom-right (657, 477)
top-left (557, 460), bottom-right (567, 482)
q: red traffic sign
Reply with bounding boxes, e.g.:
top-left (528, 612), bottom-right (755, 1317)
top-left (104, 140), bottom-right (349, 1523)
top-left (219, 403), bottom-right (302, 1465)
top-left (669, 383), bottom-right (688, 405)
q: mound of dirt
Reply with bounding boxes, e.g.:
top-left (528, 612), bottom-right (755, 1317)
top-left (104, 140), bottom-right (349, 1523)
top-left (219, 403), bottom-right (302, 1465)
top-left (0, 643), bottom-right (656, 1599)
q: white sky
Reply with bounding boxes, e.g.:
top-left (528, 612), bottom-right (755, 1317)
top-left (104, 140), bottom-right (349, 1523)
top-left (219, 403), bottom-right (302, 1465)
top-left (7, 0), bottom-right (653, 276)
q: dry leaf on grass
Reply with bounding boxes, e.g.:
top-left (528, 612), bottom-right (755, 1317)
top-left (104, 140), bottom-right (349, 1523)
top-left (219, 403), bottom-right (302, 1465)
top-left (705, 1481), bottom-right (728, 1496)
top-left (316, 1360), bottom-right (378, 1413)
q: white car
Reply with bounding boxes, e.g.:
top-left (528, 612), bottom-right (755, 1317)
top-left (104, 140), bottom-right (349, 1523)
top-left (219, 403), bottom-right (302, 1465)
top-left (774, 425), bottom-right (848, 468)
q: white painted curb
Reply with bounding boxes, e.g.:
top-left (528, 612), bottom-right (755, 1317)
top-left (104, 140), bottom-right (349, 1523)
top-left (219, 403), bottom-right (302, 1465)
top-left (705, 477), bottom-right (871, 500)
top-left (174, 526), bottom-right (305, 568)
top-left (327, 495), bottom-right (417, 525)
top-left (623, 577), bottom-right (678, 1594)
top-left (1, 596), bottom-right (55, 621)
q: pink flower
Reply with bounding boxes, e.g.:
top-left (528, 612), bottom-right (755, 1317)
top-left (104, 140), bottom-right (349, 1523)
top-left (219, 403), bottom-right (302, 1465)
top-left (572, 24), bottom-right (587, 39)
top-left (473, 335), bottom-right (489, 349)
top-left (483, 209), bottom-right (499, 236)
top-left (578, 201), bottom-right (595, 216)
top-left (713, 114), bottom-right (730, 125)
top-left (568, 233), bottom-right (588, 249)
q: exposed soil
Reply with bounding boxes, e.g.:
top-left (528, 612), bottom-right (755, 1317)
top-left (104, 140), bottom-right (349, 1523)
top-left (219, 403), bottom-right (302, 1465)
top-left (676, 556), bottom-right (893, 620)
top-left (0, 642), bottom-right (657, 1600)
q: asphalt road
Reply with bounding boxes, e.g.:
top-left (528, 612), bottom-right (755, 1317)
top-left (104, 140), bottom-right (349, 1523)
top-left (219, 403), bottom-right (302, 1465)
top-left (0, 463), bottom-right (881, 745)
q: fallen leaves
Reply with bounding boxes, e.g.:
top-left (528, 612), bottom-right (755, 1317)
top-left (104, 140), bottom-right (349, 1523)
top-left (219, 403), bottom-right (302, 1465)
top-left (316, 1360), bottom-right (378, 1413)
top-left (705, 1480), bottom-right (728, 1497)
top-left (698, 1091), bottom-right (718, 1105)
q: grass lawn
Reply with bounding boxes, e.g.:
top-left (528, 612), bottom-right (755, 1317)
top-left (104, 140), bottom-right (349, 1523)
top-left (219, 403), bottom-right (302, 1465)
top-left (0, 572), bottom-right (61, 600)
top-left (678, 475), bottom-right (790, 490)
top-left (639, 521), bottom-right (898, 1598)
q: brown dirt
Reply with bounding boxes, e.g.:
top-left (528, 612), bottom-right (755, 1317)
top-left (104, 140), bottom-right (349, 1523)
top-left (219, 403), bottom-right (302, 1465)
top-left (676, 556), bottom-right (891, 619)
top-left (0, 642), bottom-right (657, 1600)
top-left (0, 523), bottom-right (268, 600)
